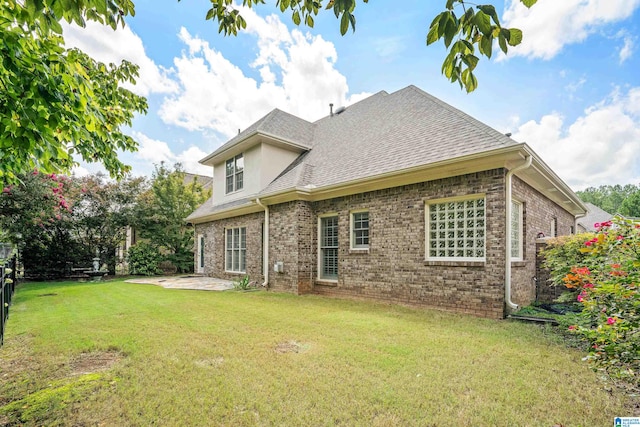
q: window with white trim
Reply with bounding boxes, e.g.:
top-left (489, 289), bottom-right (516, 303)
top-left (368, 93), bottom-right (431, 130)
top-left (549, 217), bottom-right (557, 238)
top-left (350, 211), bottom-right (369, 249)
top-left (225, 154), bottom-right (244, 194)
top-left (511, 200), bottom-right (523, 260)
top-left (320, 216), bottom-right (338, 280)
top-left (225, 227), bottom-right (246, 273)
top-left (426, 196), bottom-right (485, 260)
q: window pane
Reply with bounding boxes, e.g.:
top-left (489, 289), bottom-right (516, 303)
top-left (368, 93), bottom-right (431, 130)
top-left (352, 212), bottom-right (369, 248)
top-left (226, 159), bottom-right (234, 177)
top-left (511, 201), bottom-right (521, 259)
top-left (427, 197), bottom-right (485, 259)
top-left (235, 154), bottom-right (244, 171)
top-left (236, 171), bottom-right (243, 191)
top-left (321, 216), bottom-right (339, 279)
top-left (226, 176), bottom-right (233, 194)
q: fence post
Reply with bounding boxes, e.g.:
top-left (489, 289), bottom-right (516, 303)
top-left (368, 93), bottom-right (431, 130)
top-left (1, 256), bottom-right (17, 347)
top-left (1, 263), bottom-right (6, 346)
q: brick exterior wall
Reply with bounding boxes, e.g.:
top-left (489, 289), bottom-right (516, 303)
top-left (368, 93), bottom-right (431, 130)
top-left (194, 169), bottom-right (577, 319)
top-left (511, 177), bottom-right (575, 306)
top-left (194, 212), bottom-right (264, 283)
top-left (307, 169), bottom-right (507, 319)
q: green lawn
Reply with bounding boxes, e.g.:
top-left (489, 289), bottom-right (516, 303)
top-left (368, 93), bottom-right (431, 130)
top-left (0, 280), bottom-right (631, 426)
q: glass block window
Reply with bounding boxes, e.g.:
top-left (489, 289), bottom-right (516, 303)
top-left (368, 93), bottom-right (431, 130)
top-left (511, 200), bottom-right (523, 260)
top-left (351, 211), bottom-right (369, 249)
top-left (225, 227), bottom-right (246, 273)
top-left (427, 197), bottom-right (486, 260)
top-left (225, 154), bottom-right (244, 194)
top-left (320, 216), bottom-right (338, 280)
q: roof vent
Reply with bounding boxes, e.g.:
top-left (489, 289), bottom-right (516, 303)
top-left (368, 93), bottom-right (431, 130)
top-left (505, 132), bottom-right (512, 137)
top-left (329, 103), bottom-right (334, 117)
top-left (335, 106), bottom-right (346, 115)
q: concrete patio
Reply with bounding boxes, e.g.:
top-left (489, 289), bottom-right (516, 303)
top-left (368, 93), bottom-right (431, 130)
top-left (125, 275), bottom-right (234, 291)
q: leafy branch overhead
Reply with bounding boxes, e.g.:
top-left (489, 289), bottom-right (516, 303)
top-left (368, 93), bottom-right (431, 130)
top-left (198, 0), bottom-right (536, 93)
top-left (0, 1), bottom-right (146, 184)
top-left (427, 0), bottom-right (536, 92)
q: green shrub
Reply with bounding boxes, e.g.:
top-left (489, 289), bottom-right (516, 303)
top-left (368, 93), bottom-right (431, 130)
top-left (232, 275), bottom-right (252, 291)
top-left (555, 217), bottom-right (639, 390)
top-left (542, 232), bottom-right (595, 286)
top-left (126, 243), bottom-right (162, 276)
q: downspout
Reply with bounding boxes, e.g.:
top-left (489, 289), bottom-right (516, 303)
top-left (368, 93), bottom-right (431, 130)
top-left (505, 155), bottom-right (532, 312)
top-left (256, 198), bottom-right (269, 288)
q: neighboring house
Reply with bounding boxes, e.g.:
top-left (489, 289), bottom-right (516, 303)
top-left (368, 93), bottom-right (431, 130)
top-left (116, 173), bottom-right (213, 274)
top-left (186, 85), bottom-right (586, 319)
top-left (576, 202), bottom-right (614, 232)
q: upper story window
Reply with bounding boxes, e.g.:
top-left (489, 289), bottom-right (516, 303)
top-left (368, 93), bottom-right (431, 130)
top-left (426, 196), bottom-right (486, 261)
top-left (225, 154), bottom-right (244, 194)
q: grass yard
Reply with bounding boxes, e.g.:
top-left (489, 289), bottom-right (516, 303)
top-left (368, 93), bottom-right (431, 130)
top-left (0, 280), bottom-right (633, 426)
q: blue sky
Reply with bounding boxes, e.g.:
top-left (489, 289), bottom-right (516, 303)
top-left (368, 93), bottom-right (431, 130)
top-left (63, 0), bottom-right (640, 191)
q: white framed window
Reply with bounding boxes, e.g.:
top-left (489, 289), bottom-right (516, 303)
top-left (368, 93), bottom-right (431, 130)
top-left (225, 227), bottom-right (246, 273)
top-left (319, 215), bottom-right (339, 280)
top-left (197, 234), bottom-right (205, 273)
top-left (511, 200), bottom-right (523, 260)
top-left (549, 217), bottom-right (557, 238)
top-left (225, 154), bottom-right (244, 194)
top-left (350, 211), bottom-right (369, 250)
top-left (426, 195), bottom-right (486, 261)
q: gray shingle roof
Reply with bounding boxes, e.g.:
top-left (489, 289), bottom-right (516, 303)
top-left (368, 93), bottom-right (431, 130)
top-left (202, 109), bottom-right (315, 163)
top-left (259, 85), bottom-right (517, 196)
top-left (577, 202), bottom-right (613, 231)
top-left (189, 85), bottom-right (524, 221)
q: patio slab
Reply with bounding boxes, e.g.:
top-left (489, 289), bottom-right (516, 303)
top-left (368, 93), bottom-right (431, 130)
top-left (125, 275), bottom-right (234, 291)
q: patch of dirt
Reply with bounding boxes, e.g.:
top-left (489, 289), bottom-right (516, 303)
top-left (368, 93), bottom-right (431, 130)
top-left (274, 340), bottom-right (308, 354)
top-left (69, 350), bottom-right (123, 376)
top-left (194, 357), bottom-right (224, 368)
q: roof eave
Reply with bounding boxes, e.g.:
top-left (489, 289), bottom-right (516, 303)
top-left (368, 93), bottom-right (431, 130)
top-left (199, 131), bottom-right (312, 167)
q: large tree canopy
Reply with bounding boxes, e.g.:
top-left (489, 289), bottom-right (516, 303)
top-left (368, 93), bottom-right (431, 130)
top-left (195, 0), bottom-right (537, 93)
top-left (0, 0), bottom-right (147, 184)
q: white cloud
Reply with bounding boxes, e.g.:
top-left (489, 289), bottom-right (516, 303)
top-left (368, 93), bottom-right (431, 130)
top-left (619, 35), bottom-right (635, 64)
top-left (158, 8), bottom-right (370, 138)
top-left (513, 87), bottom-right (640, 190)
top-left (502, 0), bottom-right (640, 60)
top-left (132, 131), bottom-right (211, 176)
top-left (63, 21), bottom-right (178, 96)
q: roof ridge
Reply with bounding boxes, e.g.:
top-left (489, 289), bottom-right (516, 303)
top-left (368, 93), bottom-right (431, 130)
top-left (313, 90), bottom-right (389, 124)
top-left (400, 85), bottom-right (513, 145)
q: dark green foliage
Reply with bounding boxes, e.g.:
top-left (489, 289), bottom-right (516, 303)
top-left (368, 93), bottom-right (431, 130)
top-left (134, 163), bottom-right (211, 274)
top-left (0, 0), bottom-right (146, 184)
top-left (577, 184), bottom-right (640, 217)
top-left (126, 243), bottom-right (161, 276)
top-left (0, 172), bottom-right (145, 278)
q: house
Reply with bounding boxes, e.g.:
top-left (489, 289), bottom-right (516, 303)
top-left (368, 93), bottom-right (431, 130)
top-left (186, 85), bottom-right (586, 319)
top-left (576, 202), bottom-right (614, 232)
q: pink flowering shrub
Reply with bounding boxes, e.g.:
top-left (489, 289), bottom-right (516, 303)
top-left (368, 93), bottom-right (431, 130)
top-left (564, 217), bottom-right (639, 388)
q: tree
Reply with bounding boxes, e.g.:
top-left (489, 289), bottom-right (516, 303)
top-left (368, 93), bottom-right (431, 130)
top-left (0, 1), bottom-right (147, 184)
top-left (619, 189), bottom-right (640, 218)
top-left (0, 171), bottom-right (80, 277)
top-left (578, 184), bottom-right (640, 216)
top-left (0, 171), bottom-right (146, 277)
top-left (135, 163), bottom-right (211, 273)
top-left (68, 173), bottom-right (147, 274)
top-left (195, 0), bottom-right (537, 93)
